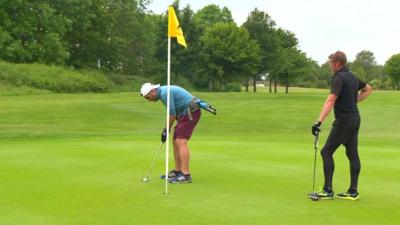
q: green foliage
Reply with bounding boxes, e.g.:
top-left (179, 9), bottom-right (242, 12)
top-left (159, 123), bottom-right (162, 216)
top-left (225, 82), bottom-right (242, 92)
top-left (152, 3), bottom-right (196, 82)
top-left (349, 50), bottom-right (380, 83)
top-left (295, 60), bottom-right (330, 89)
top-left (0, 0), bottom-right (70, 64)
top-left (369, 77), bottom-right (393, 90)
top-left (272, 29), bottom-right (310, 92)
top-left (0, 0), bottom-right (152, 74)
top-left (353, 66), bottom-right (367, 81)
top-left (276, 28), bottom-right (298, 49)
top-left (50, 0), bottom-right (150, 74)
top-left (384, 53), bottom-right (400, 90)
top-left (0, 1), bottom-right (395, 91)
top-left (242, 8), bottom-right (280, 92)
top-left (150, 72), bottom-right (195, 92)
top-left (193, 4), bottom-right (235, 30)
top-left (198, 22), bottom-right (261, 91)
top-left (0, 61), bottom-right (111, 93)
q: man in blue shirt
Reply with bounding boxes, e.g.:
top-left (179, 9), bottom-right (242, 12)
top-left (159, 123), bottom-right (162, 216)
top-left (140, 83), bottom-right (201, 183)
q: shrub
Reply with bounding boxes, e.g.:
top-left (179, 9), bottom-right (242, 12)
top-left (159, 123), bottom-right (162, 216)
top-left (0, 61), bottom-right (112, 93)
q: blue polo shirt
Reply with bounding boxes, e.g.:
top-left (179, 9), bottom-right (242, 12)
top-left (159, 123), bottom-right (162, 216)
top-left (157, 85), bottom-right (193, 117)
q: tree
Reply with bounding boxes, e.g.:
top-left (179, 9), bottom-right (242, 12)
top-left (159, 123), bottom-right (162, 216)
top-left (353, 67), bottom-right (367, 81)
top-left (50, 0), bottom-right (150, 73)
top-left (0, 0), bottom-right (70, 64)
top-left (198, 22), bottom-right (261, 91)
top-left (172, 5), bottom-right (199, 83)
top-left (242, 8), bottom-right (280, 92)
top-left (152, 1), bottom-right (199, 86)
top-left (106, 0), bottom-right (150, 74)
top-left (274, 28), bottom-right (309, 93)
top-left (193, 4), bottom-right (234, 31)
top-left (138, 13), bottom-right (164, 78)
top-left (189, 4), bottom-right (238, 90)
top-left (368, 65), bottom-right (391, 89)
top-left (294, 59), bottom-right (333, 89)
top-left (384, 53), bottom-right (400, 90)
top-left (277, 48), bottom-right (309, 93)
top-left (152, 3), bottom-right (238, 89)
top-left (350, 50), bottom-right (379, 83)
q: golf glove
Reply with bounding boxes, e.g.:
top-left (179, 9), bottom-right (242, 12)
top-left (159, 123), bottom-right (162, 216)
top-left (311, 121), bottom-right (321, 136)
top-left (161, 128), bottom-right (167, 143)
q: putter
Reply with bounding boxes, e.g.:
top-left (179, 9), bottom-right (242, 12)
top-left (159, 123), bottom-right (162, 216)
top-left (308, 134), bottom-right (320, 201)
top-left (141, 142), bottom-right (163, 182)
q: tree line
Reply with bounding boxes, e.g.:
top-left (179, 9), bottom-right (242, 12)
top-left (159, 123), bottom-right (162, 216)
top-left (1, 0), bottom-right (399, 91)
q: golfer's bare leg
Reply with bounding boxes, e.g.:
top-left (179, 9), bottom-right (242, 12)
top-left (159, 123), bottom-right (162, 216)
top-left (175, 138), bottom-right (190, 174)
top-left (173, 139), bottom-right (181, 171)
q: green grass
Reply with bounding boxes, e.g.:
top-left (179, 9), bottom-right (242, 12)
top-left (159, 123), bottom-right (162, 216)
top-left (0, 89), bottom-right (399, 225)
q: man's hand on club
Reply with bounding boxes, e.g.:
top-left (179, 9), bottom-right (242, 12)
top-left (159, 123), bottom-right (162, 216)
top-left (161, 128), bottom-right (167, 143)
top-left (311, 121), bottom-right (322, 136)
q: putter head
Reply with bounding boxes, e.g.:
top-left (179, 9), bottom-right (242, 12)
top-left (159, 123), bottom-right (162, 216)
top-left (308, 192), bottom-right (320, 201)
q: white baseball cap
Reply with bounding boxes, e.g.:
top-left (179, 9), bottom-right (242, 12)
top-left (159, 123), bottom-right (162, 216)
top-left (140, 83), bottom-right (160, 96)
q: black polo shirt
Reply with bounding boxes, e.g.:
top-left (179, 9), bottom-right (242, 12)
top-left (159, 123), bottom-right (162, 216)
top-left (330, 67), bottom-right (366, 118)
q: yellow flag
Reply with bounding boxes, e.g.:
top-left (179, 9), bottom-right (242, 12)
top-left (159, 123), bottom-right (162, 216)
top-left (168, 6), bottom-right (187, 48)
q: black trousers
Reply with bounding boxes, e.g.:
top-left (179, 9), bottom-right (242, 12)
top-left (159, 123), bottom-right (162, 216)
top-left (320, 113), bottom-right (361, 191)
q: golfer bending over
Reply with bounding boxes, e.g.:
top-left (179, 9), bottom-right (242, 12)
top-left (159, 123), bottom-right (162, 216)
top-left (140, 83), bottom-right (201, 184)
top-left (311, 51), bottom-right (372, 200)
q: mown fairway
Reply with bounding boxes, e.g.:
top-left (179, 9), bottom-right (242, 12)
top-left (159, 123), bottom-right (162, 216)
top-left (0, 89), bottom-right (399, 225)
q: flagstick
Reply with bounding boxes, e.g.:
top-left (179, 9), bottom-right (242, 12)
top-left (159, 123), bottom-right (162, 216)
top-left (165, 37), bottom-right (171, 195)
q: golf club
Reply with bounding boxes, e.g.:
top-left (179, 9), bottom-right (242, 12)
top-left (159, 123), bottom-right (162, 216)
top-left (141, 142), bottom-right (163, 183)
top-left (308, 134), bottom-right (320, 201)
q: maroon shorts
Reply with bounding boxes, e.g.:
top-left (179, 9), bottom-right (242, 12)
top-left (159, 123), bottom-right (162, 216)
top-left (173, 110), bottom-right (201, 140)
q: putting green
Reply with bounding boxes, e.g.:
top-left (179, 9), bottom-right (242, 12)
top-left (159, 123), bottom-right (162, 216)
top-left (0, 89), bottom-right (399, 225)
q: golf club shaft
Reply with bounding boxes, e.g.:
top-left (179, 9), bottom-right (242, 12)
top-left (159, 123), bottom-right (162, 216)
top-left (145, 142), bottom-right (163, 178)
top-left (312, 135), bottom-right (319, 193)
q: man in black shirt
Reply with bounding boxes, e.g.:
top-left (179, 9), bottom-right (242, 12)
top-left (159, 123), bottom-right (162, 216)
top-left (311, 51), bottom-right (372, 200)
